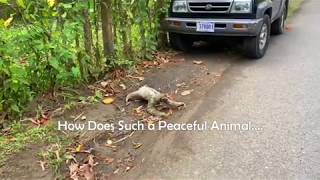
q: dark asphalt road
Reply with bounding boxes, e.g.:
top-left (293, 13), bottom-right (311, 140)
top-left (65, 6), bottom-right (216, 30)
top-left (122, 0), bottom-right (320, 179)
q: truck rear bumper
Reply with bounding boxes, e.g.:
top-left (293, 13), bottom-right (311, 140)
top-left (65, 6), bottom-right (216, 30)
top-left (164, 17), bottom-right (263, 37)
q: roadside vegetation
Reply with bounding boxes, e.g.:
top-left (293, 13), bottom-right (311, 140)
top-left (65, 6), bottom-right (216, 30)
top-left (0, 0), bottom-right (169, 123)
top-left (0, 0), bottom-right (170, 177)
top-left (0, 122), bottom-right (70, 167)
top-left (0, 0), bottom-right (305, 127)
top-left (288, 0), bottom-right (305, 18)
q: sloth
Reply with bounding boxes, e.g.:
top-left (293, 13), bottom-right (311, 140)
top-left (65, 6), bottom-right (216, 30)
top-left (126, 85), bottom-right (185, 117)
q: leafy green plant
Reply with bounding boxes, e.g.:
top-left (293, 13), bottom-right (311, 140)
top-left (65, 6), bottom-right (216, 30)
top-left (0, 0), bottom-right (93, 119)
top-left (0, 0), bottom-right (170, 122)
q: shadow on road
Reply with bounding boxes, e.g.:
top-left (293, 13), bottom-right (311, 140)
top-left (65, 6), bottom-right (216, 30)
top-left (180, 34), bottom-right (284, 64)
top-left (187, 37), bottom-right (244, 56)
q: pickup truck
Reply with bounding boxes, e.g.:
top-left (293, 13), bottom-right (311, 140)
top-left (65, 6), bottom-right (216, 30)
top-left (164, 0), bottom-right (289, 59)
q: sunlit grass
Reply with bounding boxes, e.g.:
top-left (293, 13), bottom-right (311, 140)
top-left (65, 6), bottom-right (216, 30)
top-left (0, 122), bottom-right (69, 167)
top-left (288, 0), bottom-right (305, 18)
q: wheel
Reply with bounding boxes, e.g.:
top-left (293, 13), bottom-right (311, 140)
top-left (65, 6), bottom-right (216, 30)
top-left (169, 33), bottom-right (194, 51)
top-left (271, 5), bottom-right (287, 35)
top-left (244, 15), bottom-right (271, 59)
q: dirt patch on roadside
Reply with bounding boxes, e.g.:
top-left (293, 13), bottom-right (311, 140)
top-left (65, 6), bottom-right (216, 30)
top-left (0, 47), bottom-right (233, 179)
top-left (0, 144), bottom-right (54, 180)
top-left (82, 51), bottom-right (231, 179)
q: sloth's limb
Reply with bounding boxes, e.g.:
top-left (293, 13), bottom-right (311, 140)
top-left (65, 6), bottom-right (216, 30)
top-left (147, 98), bottom-right (169, 117)
top-left (161, 97), bottom-right (185, 108)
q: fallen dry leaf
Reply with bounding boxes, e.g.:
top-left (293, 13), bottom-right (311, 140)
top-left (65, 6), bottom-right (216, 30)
top-left (103, 97), bottom-right (115, 104)
top-left (38, 161), bottom-right (46, 171)
top-left (176, 82), bottom-right (186, 87)
top-left (73, 149), bottom-right (94, 154)
top-left (125, 166), bottom-right (132, 172)
top-left (181, 90), bottom-right (194, 96)
top-left (75, 144), bottom-right (83, 152)
top-left (142, 61), bottom-right (156, 68)
top-left (127, 75), bottom-right (144, 81)
top-left (142, 116), bottom-right (162, 126)
top-left (137, 77), bottom-right (144, 81)
top-left (113, 168), bottom-right (120, 174)
top-left (133, 105), bottom-right (145, 117)
top-left (87, 155), bottom-right (97, 167)
top-left (104, 93), bottom-right (113, 97)
top-left (69, 163), bottom-right (80, 180)
top-left (79, 164), bottom-right (95, 180)
top-left (105, 157), bottom-right (115, 165)
top-left (117, 159), bottom-right (122, 164)
top-left (88, 85), bottom-right (95, 90)
top-left (100, 80), bottom-right (111, 88)
top-left (28, 115), bottom-right (51, 126)
top-left (106, 139), bottom-right (113, 145)
top-left (119, 83), bottom-right (127, 90)
top-left (133, 142), bottom-right (143, 149)
top-left (193, 60), bottom-right (203, 65)
top-left (69, 155), bottom-right (97, 180)
top-left (105, 144), bottom-right (117, 149)
top-left (173, 58), bottom-right (185, 63)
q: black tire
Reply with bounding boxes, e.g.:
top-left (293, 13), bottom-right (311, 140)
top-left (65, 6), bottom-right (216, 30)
top-left (169, 33), bottom-right (194, 51)
top-left (271, 5), bottom-right (287, 35)
top-left (244, 15), bottom-right (271, 59)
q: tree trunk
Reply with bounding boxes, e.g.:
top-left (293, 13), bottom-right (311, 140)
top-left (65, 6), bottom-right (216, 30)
top-left (101, 0), bottom-right (114, 57)
top-left (83, 5), bottom-right (94, 57)
top-left (139, 19), bottom-right (147, 58)
top-left (93, 0), bottom-right (101, 63)
top-left (116, 1), bottom-right (132, 58)
top-left (155, 0), bottom-right (168, 49)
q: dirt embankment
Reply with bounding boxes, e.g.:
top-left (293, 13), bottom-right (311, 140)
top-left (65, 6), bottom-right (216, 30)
top-left (1, 44), bottom-right (235, 179)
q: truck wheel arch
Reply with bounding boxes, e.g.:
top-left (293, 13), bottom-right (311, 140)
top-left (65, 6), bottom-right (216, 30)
top-left (256, 1), bottom-right (273, 19)
top-left (265, 8), bottom-right (272, 18)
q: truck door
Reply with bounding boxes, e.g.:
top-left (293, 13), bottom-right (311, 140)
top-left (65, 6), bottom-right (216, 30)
top-left (271, 0), bottom-right (282, 20)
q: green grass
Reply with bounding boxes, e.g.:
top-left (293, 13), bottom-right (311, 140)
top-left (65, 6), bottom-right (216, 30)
top-left (0, 122), bottom-right (70, 167)
top-left (288, 0), bottom-right (305, 18)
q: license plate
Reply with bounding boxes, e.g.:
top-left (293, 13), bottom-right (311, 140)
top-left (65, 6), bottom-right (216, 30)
top-left (196, 22), bottom-right (215, 32)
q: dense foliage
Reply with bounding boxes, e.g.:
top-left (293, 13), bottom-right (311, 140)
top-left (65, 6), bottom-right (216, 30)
top-left (0, 0), bottom-right (169, 121)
